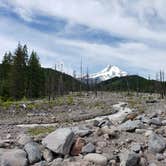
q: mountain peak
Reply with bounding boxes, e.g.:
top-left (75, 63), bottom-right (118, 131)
top-left (89, 65), bottom-right (127, 82)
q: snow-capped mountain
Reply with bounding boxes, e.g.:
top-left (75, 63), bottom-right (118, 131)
top-left (88, 65), bottom-right (127, 83)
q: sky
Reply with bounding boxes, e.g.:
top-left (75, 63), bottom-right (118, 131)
top-left (0, 0), bottom-right (166, 78)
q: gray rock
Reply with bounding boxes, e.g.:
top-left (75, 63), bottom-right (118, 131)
top-left (130, 143), bottom-right (141, 153)
top-left (32, 161), bottom-right (47, 166)
top-left (119, 120), bottom-right (144, 132)
top-left (156, 153), bottom-right (165, 161)
top-left (149, 163), bottom-right (157, 166)
top-left (150, 118), bottom-right (162, 126)
top-left (43, 148), bottom-right (54, 162)
top-left (162, 120), bottom-right (166, 126)
top-left (84, 153), bottom-right (107, 166)
top-left (120, 150), bottom-right (140, 166)
top-left (42, 128), bottom-right (75, 155)
top-left (17, 134), bottom-right (32, 145)
top-left (24, 142), bottom-right (42, 164)
top-left (148, 132), bottom-right (166, 153)
top-left (51, 158), bottom-right (63, 166)
top-left (141, 117), bottom-right (151, 124)
top-left (82, 143), bottom-right (95, 154)
top-left (1, 149), bottom-right (28, 166)
top-left (149, 112), bottom-right (158, 119)
top-left (71, 126), bottom-right (92, 137)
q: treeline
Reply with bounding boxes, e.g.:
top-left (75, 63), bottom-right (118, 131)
top-left (97, 75), bottom-right (166, 97)
top-left (0, 44), bottom-right (84, 101)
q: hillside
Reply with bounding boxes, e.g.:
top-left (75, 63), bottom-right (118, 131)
top-left (97, 75), bottom-right (159, 93)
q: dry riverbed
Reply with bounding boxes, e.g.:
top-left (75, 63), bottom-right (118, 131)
top-left (0, 92), bottom-right (166, 166)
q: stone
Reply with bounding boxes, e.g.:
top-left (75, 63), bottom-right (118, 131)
top-left (43, 148), bottom-right (54, 162)
top-left (32, 161), bottom-right (47, 166)
top-left (156, 153), bottom-right (165, 161)
top-left (162, 120), bottom-right (166, 126)
top-left (120, 151), bottom-right (140, 166)
top-left (82, 143), bottom-right (95, 154)
top-left (130, 143), bottom-right (141, 153)
top-left (148, 132), bottom-right (166, 153)
top-left (42, 128), bottom-right (75, 155)
top-left (149, 112), bottom-right (158, 119)
top-left (71, 126), bottom-right (92, 137)
top-left (17, 134), bottom-right (32, 145)
top-left (145, 130), bottom-right (153, 137)
top-left (84, 153), bottom-right (107, 166)
top-left (119, 120), bottom-right (144, 132)
top-left (141, 117), bottom-right (151, 124)
top-left (150, 118), bottom-right (162, 126)
top-left (24, 142), bottom-right (42, 164)
top-left (1, 149), bottom-right (28, 166)
top-left (139, 157), bottom-right (148, 166)
top-left (93, 120), bottom-right (100, 127)
top-left (101, 126), bottom-right (119, 137)
top-left (135, 129), bottom-right (146, 134)
top-left (70, 137), bottom-right (85, 156)
top-left (50, 158), bottom-right (63, 166)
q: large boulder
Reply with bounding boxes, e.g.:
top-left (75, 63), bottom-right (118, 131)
top-left (1, 149), bottom-right (28, 166)
top-left (84, 153), bottom-right (107, 165)
top-left (24, 142), bottom-right (42, 164)
top-left (42, 128), bottom-right (75, 155)
top-left (148, 132), bottom-right (166, 153)
top-left (119, 120), bottom-right (144, 132)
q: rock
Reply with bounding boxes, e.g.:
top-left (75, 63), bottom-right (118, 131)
top-left (156, 153), bottom-right (165, 161)
top-left (17, 134), bottom-right (32, 145)
top-left (135, 129), bottom-right (147, 134)
top-left (148, 132), bottom-right (166, 153)
top-left (130, 143), bottom-right (141, 153)
top-left (42, 128), bottom-right (75, 155)
top-left (24, 142), bottom-right (42, 164)
top-left (149, 163), bottom-right (157, 166)
top-left (82, 143), bottom-right (95, 154)
top-left (119, 120), bottom-right (144, 132)
top-left (51, 158), bottom-right (63, 166)
top-left (1, 149), bottom-right (28, 166)
top-left (84, 153), bottom-right (107, 165)
top-left (162, 120), bottom-right (166, 126)
top-left (71, 126), bottom-right (92, 137)
top-left (141, 117), bottom-right (151, 124)
top-left (120, 151), bottom-right (140, 166)
top-left (149, 112), bottom-right (158, 119)
top-left (145, 130), bottom-right (153, 137)
top-left (32, 161), bottom-right (47, 166)
top-left (70, 137), bottom-right (85, 156)
top-left (43, 148), bottom-right (54, 162)
top-left (97, 118), bottom-right (113, 128)
top-left (101, 126), bottom-right (119, 138)
top-left (93, 120), bottom-right (100, 127)
top-left (139, 157), bottom-right (148, 166)
top-left (150, 118), bottom-right (162, 126)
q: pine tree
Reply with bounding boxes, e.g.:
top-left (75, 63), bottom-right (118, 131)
top-left (28, 51), bottom-right (43, 98)
top-left (10, 43), bottom-right (28, 99)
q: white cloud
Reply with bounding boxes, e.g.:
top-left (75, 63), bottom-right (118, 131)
top-left (3, 0), bottom-right (166, 43)
top-left (0, 0), bottom-right (166, 77)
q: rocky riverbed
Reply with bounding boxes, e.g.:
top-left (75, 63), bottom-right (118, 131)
top-left (0, 92), bottom-right (166, 165)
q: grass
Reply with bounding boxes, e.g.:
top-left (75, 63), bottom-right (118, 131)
top-left (28, 126), bottom-right (56, 136)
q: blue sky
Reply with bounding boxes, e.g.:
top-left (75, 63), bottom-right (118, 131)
top-left (0, 0), bottom-right (166, 78)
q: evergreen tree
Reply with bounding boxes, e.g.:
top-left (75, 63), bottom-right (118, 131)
top-left (10, 43), bottom-right (28, 99)
top-left (0, 52), bottom-right (13, 99)
top-left (28, 51), bottom-right (43, 98)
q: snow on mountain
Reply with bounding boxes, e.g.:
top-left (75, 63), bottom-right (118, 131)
top-left (89, 65), bottom-right (127, 82)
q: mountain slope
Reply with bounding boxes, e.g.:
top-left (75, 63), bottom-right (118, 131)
top-left (97, 75), bottom-right (158, 93)
top-left (89, 65), bottom-right (127, 83)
